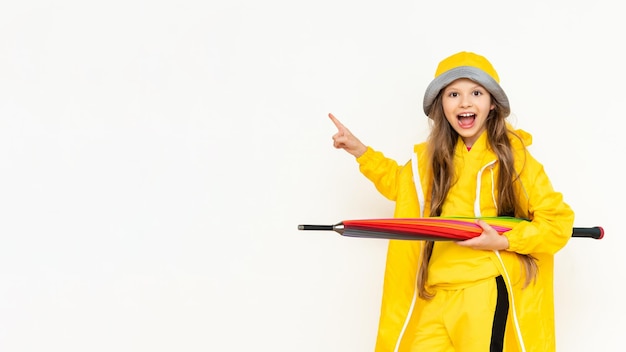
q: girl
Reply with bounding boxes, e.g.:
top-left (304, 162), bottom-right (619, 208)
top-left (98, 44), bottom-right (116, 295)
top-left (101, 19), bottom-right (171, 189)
top-left (329, 51), bottom-right (574, 352)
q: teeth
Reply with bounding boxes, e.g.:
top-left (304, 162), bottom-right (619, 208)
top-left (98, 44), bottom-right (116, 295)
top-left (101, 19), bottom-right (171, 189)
top-left (459, 113), bottom-right (474, 117)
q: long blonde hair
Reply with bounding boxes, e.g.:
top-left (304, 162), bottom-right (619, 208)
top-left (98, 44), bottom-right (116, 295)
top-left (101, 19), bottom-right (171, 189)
top-left (416, 93), bottom-right (537, 300)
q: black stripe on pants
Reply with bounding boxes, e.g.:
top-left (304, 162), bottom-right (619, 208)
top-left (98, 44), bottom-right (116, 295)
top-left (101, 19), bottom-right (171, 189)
top-left (490, 275), bottom-right (509, 352)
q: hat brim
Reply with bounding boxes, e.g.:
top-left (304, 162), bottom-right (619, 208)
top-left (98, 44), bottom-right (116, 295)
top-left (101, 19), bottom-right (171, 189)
top-left (422, 66), bottom-right (510, 117)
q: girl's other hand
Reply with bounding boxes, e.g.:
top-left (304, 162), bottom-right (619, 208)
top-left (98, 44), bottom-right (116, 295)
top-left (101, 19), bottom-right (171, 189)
top-left (328, 113), bottom-right (367, 158)
top-left (456, 219), bottom-right (510, 251)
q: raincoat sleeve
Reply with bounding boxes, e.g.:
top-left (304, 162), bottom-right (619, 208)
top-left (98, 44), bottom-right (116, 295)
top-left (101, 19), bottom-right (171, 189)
top-left (356, 147), bottom-right (410, 202)
top-left (504, 151), bottom-right (575, 254)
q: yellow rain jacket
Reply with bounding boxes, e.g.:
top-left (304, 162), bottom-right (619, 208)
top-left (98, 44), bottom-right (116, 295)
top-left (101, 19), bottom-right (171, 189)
top-left (356, 128), bottom-right (574, 352)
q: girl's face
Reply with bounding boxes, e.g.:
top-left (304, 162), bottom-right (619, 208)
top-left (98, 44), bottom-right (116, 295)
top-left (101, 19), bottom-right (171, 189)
top-left (441, 78), bottom-right (495, 148)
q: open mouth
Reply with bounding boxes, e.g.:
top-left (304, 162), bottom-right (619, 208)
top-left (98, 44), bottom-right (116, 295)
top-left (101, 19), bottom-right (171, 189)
top-left (458, 113), bottom-right (475, 128)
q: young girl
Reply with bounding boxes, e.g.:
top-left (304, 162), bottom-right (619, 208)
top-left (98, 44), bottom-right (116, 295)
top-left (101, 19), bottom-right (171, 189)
top-left (329, 51), bottom-right (574, 352)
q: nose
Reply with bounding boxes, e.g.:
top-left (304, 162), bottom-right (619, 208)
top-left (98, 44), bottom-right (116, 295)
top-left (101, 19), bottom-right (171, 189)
top-left (460, 94), bottom-right (472, 108)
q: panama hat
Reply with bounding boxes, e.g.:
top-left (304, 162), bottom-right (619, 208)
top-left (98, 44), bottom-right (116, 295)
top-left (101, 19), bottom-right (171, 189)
top-left (423, 51), bottom-right (510, 117)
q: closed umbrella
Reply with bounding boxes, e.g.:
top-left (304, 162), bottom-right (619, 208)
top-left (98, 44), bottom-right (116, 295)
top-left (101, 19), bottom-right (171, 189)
top-left (298, 216), bottom-right (603, 241)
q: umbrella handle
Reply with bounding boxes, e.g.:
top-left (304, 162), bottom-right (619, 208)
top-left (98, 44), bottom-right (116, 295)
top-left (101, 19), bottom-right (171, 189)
top-left (572, 226), bottom-right (604, 239)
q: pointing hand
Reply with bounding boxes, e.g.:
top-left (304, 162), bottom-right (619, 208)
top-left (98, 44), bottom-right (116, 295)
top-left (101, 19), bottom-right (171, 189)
top-left (328, 113), bottom-right (367, 158)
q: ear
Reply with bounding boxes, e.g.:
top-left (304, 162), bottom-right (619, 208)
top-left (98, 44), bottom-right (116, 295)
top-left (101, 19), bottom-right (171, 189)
top-left (490, 104), bottom-right (495, 110)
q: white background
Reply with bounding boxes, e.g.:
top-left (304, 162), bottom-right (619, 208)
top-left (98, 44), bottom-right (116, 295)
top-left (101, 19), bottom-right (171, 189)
top-left (0, 1), bottom-right (622, 351)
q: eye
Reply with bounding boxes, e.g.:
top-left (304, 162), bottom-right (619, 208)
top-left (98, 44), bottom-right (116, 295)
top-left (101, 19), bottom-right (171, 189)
top-left (472, 90), bottom-right (483, 96)
top-left (448, 92), bottom-right (459, 98)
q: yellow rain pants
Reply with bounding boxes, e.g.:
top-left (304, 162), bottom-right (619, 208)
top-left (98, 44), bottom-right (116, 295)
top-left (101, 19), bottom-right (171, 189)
top-left (408, 276), bottom-right (509, 351)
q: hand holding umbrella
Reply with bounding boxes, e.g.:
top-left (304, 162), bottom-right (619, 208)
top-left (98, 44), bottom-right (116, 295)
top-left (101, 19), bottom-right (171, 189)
top-left (456, 219), bottom-right (510, 250)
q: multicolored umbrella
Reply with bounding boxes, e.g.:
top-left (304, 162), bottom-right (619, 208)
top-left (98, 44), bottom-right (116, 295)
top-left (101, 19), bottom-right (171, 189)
top-left (298, 216), bottom-right (604, 241)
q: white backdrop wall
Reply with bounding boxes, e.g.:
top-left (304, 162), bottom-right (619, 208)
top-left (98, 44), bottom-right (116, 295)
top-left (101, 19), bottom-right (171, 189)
top-left (0, 1), bottom-right (622, 351)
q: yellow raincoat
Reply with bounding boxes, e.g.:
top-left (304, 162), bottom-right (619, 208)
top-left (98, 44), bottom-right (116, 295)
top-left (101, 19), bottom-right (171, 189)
top-left (356, 128), bottom-right (574, 351)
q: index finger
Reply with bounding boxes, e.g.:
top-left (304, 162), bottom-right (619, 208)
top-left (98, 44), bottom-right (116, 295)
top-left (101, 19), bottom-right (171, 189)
top-left (328, 113), bottom-right (346, 131)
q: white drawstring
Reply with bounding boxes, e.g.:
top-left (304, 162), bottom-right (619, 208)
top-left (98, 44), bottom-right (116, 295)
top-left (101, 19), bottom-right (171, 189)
top-left (477, 160), bottom-right (525, 350)
top-left (412, 152), bottom-right (425, 218)
top-left (474, 160), bottom-right (497, 216)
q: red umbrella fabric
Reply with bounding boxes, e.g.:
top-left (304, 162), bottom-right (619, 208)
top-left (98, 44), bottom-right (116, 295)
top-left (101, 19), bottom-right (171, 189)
top-left (298, 216), bottom-right (604, 241)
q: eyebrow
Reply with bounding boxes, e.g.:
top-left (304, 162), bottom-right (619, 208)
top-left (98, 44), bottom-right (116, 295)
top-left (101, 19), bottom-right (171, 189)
top-left (444, 84), bottom-right (486, 92)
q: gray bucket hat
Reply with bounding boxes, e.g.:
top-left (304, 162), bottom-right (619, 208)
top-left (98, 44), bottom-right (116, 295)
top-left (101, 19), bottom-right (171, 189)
top-left (422, 52), bottom-right (510, 117)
